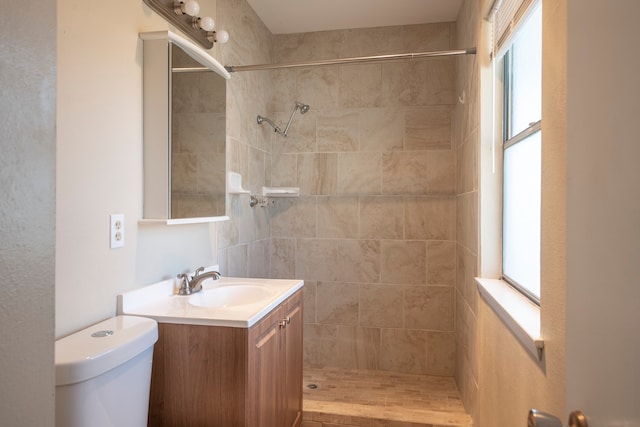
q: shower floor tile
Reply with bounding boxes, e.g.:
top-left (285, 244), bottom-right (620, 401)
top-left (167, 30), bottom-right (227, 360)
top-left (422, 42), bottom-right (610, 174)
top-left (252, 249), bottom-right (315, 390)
top-left (303, 367), bottom-right (473, 427)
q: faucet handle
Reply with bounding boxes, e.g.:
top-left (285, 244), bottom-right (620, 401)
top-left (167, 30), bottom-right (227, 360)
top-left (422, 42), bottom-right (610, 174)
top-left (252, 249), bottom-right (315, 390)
top-left (176, 273), bottom-right (190, 295)
top-left (193, 267), bottom-right (205, 278)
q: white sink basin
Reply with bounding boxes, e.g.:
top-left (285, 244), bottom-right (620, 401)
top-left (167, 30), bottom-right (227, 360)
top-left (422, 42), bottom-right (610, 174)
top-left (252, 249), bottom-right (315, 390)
top-left (189, 285), bottom-right (276, 308)
top-left (117, 274), bottom-right (304, 328)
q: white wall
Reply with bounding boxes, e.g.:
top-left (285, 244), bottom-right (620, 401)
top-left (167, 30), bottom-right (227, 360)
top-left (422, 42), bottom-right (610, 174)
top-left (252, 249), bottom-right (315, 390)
top-left (566, 0), bottom-right (640, 424)
top-left (56, 0), bottom-right (220, 337)
top-left (0, 0), bottom-right (56, 423)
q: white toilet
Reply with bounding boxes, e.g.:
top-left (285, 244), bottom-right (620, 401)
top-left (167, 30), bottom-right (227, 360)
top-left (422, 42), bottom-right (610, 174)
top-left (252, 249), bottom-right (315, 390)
top-left (55, 315), bottom-right (158, 427)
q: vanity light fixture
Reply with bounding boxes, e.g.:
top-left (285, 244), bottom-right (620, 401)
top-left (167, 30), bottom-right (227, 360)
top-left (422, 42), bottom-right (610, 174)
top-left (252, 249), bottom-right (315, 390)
top-left (143, 0), bottom-right (230, 49)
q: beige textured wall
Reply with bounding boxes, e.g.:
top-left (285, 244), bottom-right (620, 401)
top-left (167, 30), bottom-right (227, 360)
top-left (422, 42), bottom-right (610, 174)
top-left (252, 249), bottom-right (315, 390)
top-left (268, 24), bottom-right (458, 375)
top-left (0, 0), bottom-right (56, 423)
top-left (456, 0), bottom-right (568, 425)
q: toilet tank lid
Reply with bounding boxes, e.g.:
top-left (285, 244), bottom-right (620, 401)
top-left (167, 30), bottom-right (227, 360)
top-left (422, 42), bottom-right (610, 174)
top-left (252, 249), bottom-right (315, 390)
top-left (55, 315), bottom-right (158, 386)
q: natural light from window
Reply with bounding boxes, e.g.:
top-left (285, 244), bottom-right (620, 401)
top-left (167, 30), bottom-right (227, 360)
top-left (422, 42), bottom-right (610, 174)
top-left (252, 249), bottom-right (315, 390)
top-left (501, 3), bottom-right (542, 301)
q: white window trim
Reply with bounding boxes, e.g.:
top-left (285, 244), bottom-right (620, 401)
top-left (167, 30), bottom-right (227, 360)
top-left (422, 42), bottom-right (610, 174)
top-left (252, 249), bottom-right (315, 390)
top-left (476, 278), bottom-right (543, 361)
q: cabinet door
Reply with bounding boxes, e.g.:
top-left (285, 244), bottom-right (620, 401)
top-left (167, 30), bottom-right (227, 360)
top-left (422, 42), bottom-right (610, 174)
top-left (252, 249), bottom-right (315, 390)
top-left (248, 305), bottom-right (283, 427)
top-left (283, 291), bottom-right (303, 427)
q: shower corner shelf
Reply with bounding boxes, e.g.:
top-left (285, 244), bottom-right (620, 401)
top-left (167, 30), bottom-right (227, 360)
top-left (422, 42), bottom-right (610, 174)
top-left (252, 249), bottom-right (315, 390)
top-left (262, 186), bottom-right (300, 198)
top-left (228, 172), bottom-right (250, 194)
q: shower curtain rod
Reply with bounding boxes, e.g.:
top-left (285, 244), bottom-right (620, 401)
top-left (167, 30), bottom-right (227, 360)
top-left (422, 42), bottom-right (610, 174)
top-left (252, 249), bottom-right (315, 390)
top-left (224, 47), bottom-right (476, 73)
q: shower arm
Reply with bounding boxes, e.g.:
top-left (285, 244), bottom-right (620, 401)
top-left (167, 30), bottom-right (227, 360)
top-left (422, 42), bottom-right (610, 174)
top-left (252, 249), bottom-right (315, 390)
top-left (257, 102), bottom-right (309, 137)
top-left (256, 115), bottom-right (283, 135)
top-left (281, 104), bottom-right (301, 137)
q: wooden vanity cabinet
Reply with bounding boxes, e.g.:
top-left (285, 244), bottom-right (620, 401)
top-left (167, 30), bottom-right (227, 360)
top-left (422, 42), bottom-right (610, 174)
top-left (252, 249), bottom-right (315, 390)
top-left (148, 289), bottom-right (303, 427)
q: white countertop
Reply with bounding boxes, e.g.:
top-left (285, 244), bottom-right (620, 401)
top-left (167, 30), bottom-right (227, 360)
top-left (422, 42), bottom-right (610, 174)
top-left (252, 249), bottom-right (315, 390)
top-left (117, 276), bottom-right (304, 328)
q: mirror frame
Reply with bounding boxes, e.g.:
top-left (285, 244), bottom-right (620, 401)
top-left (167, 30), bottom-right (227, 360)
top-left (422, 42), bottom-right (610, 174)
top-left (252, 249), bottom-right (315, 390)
top-left (140, 30), bottom-right (231, 224)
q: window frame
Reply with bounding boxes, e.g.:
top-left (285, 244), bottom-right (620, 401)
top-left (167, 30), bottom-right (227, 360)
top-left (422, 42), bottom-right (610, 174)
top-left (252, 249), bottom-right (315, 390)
top-left (499, 11), bottom-right (542, 305)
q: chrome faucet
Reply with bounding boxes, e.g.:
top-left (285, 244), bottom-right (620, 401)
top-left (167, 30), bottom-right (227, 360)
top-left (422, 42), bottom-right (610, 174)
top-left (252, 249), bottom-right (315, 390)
top-left (177, 267), bottom-right (221, 295)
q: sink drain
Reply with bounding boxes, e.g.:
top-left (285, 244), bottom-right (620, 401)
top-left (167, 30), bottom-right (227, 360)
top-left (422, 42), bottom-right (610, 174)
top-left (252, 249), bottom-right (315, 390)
top-left (306, 383), bottom-right (318, 390)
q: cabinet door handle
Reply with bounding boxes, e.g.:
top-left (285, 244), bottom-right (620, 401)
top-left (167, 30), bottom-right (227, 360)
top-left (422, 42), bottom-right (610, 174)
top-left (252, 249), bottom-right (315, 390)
top-left (279, 317), bottom-right (291, 329)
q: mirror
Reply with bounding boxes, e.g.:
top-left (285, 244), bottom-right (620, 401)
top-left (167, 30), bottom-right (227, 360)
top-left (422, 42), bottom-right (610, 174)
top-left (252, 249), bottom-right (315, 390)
top-left (141, 31), bottom-right (230, 223)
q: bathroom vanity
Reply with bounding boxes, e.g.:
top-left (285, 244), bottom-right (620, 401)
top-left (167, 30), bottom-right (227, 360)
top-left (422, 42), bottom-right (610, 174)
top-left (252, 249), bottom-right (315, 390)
top-left (118, 276), bottom-right (304, 427)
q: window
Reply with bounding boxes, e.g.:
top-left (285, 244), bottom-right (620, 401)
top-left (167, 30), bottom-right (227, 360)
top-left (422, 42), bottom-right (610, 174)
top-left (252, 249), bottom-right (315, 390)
top-left (500, 3), bottom-right (542, 302)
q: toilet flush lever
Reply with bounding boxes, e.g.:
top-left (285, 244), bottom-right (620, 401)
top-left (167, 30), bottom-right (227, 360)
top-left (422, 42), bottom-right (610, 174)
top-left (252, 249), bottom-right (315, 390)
top-left (528, 409), bottom-right (588, 427)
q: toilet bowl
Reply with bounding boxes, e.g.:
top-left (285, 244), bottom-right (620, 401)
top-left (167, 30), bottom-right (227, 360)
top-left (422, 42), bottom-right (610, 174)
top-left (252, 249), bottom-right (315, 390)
top-left (55, 315), bottom-right (158, 427)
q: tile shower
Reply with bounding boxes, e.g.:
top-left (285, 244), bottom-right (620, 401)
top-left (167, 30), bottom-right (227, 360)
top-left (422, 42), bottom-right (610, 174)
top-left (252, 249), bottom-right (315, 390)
top-left (215, 0), bottom-right (478, 424)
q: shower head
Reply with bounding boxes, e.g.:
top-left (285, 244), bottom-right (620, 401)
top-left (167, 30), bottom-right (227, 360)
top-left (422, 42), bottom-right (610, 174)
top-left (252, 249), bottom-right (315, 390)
top-left (295, 102), bottom-right (310, 114)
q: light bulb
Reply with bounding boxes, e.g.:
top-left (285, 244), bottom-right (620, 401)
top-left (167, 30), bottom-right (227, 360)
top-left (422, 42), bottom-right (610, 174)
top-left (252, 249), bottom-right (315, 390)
top-left (173, 0), bottom-right (199, 16)
top-left (182, 0), bottom-right (200, 16)
top-left (197, 16), bottom-right (215, 31)
top-left (216, 29), bottom-right (229, 44)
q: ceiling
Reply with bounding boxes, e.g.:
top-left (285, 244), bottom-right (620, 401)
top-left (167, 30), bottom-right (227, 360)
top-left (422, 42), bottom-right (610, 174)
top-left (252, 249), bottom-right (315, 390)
top-left (246, 0), bottom-right (463, 35)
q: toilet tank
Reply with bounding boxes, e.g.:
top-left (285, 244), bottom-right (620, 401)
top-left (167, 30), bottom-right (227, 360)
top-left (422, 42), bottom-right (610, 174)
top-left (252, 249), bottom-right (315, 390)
top-left (55, 315), bottom-right (158, 427)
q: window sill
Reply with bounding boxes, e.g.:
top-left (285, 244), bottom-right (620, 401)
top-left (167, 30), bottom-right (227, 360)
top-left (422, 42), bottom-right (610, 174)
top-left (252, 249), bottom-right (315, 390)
top-left (475, 277), bottom-right (544, 361)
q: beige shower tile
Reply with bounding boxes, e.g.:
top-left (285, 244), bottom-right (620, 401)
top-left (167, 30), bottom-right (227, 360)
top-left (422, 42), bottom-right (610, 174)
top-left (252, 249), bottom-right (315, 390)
top-left (335, 240), bottom-right (381, 283)
top-left (456, 191), bottom-right (478, 252)
top-left (403, 22), bottom-right (451, 52)
top-left (380, 328), bottom-right (429, 374)
top-left (337, 152), bottom-right (382, 194)
top-left (359, 196), bottom-right (404, 239)
top-left (427, 150), bottom-right (456, 194)
top-left (360, 284), bottom-right (403, 328)
top-left (404, 286), bottom-right (455, 331)
top-left (247, 146), bottom-right (266, 193)
top-left (316, 282), bottom-right (359, 326)
top-left (382, 152), bottom-right (428, 195)
top-left (296, 239), bottom-right (337, 282)
top-left (298, 153), bottom-right (338, 195)
top-left (303, 281), bottom-right (317, 324)
top-left (270, 197), bottom-right (317, 238)
top-left (227, 244), bottom-right (248, 277)
top-left (231, 194), bottom-right (257, 245)
top-left (275, 30), bottom-right (349, 63)
top-left (405, 106), bottom-right (452, 150)
top-left (271, 238), bottom-right (296, 279)
top-left (427, 241), bottom-right (456, 285)
top-left (271, 68), bottom-right (297, 113)
top-left (456, 129), bottom-right (478, 194)
top-left (297, 67), bottom-right (340, 110)
top-left (426, 331), bottom-right (456, 376)
top-left (426, 57), bottom-right (456, 105)
top-left (248, 239), bottom-right (270, 278)
top-left (456, 244), bottom-right (478, 314)
top-left (381, 240), bottom-right (426, 284)
top-left (339, 64), bottom-right (382, 108)
top-left (336, 326), bottom-right (381, 370)
top-left (317, 112), bottom-right (360, 152)
top-left (217, 214), bottom-right (239, 249)
top-left (381, 61), bottom-right (429, 107)
top-left (273, 109), bottom-right (317, 154)
top-left (404, 197), bottom-right (456, 240)
top-left (346, 26), bottom-right (404, 57)
top-left (304, 324), bottom-right (339, 367)
top-left (360, 108), bottom-right (405, 152)
top-left (271, 153), bottom-right (297, 187)
top-left (317, 196), bottom-right (359, 239)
